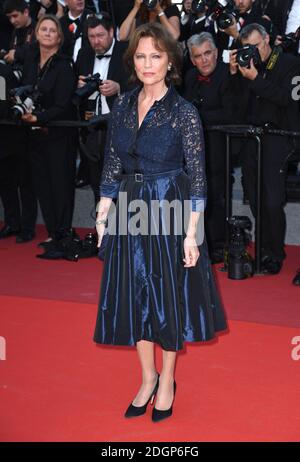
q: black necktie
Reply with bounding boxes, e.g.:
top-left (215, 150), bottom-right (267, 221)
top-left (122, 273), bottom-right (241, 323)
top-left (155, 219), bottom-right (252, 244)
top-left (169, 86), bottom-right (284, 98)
top-left (96, 54), bottom-right (112, 60)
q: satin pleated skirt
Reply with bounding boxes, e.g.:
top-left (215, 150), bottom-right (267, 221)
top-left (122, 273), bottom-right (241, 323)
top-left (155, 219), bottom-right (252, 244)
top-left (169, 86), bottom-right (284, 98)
top-left (93, 169), bottom-right (227, 351)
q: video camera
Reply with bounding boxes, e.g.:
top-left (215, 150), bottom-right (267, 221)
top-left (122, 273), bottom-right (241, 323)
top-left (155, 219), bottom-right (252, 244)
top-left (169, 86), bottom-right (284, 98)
top-left (236, 44), bottom-right (262, 68)
top-left (9, 85), bottom-right (41, 121)
top-left (209, 0), bottom-right (237, 30)
top-left (72, 73), bottom-right (102, 106)
top-left (227, 215), bottom-right (254, 279)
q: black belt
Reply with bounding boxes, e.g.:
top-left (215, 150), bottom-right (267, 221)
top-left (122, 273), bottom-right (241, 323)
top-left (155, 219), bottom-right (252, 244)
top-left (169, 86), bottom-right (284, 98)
top-left (120, 168), bottom-right (183, 183)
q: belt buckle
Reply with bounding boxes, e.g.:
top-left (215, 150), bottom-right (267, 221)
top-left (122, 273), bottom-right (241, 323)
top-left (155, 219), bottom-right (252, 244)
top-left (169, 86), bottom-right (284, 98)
top-left (134, 173), bottom-right (143, 182)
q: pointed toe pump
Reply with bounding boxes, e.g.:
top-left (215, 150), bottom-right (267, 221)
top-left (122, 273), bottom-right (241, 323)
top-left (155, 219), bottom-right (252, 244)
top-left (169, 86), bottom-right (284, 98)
top-left (124, 374), bottom-right (160, 418)
top-left (152, 380), bottom-right (177, 423)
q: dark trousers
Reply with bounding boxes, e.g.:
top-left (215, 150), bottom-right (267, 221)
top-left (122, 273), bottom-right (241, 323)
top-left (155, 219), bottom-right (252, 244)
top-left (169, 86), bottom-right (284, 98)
top-left (81, 126), bottom-right (106, 205)
top-left (0, 143), bottom-right (37, 232)
top-left (241, 134), bottom-right (289, 262)
top-left (29, 128), bottom-right (77, 237)
top-left (204, 135), bottom-right (226, 252)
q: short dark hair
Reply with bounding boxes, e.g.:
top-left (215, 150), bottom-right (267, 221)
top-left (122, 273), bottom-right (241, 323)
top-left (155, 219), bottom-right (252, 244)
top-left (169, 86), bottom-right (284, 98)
top-left (84, 12), bottom-right (113, 34)
top-left (3, 0), bottom-right (29, 14)
top-left (239, 23), bottom-right (268, 41)
top-left (124, 22), bottom-right (182, 86)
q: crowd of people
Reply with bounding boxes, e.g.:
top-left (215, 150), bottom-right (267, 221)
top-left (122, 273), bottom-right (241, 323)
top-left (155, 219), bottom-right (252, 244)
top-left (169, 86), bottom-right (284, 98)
top-left (0, 0), bottom-right (299, 282)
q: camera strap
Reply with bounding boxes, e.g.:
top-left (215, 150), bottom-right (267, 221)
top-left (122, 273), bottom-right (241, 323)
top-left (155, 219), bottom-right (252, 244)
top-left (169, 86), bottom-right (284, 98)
top-left (262, 47), bottom-right (280, 79)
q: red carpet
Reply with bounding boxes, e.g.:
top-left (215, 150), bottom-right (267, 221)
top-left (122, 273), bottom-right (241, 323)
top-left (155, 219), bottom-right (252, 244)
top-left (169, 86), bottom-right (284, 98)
top-left (1, 295), bottom-right (300, 442)
top-left (0, 225), bottom-right (300, 441)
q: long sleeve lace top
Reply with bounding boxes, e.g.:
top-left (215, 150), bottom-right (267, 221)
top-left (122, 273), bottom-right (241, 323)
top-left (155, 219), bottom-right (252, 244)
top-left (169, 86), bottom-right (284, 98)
top-left (100, 84), bottom-right (207, 211)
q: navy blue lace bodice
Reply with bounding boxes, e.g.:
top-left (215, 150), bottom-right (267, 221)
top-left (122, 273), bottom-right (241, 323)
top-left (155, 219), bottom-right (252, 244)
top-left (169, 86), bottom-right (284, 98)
top-left (100, 85), bottom-right (207, 211)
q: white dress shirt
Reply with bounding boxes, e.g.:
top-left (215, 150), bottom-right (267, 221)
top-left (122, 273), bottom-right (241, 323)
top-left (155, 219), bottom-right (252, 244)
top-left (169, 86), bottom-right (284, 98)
top-left (286, 0), bottom-right (300, 53)
top-left (89, 38), bottom-right (115, 115)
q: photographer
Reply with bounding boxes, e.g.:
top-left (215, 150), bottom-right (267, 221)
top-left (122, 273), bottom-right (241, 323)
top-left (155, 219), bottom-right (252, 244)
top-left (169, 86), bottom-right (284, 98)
top-left (180, 0), bottom-right (213, 43)
top-left (60, 0), bottom-right (93, 61)
top-left (214, 0), bottom-right (275, 61)
top-left (0, 64), bottom-right (37, 243)
top-left (75, 13), bottom-right (129, 203)
top-left (184, 32), bottom-right (234, 263)
top-left (20, 14), bottom-right (77, 253)
top-left (3, 0), bottom-right (35, 65)
top-left (274, 0), bottom-right (300, 55)
top-left (29, 1), bottom-right (61, 21)
top-left (229, 23), bottom-right (300, 274)
top-left (119, 0), bottom-right (180, 41)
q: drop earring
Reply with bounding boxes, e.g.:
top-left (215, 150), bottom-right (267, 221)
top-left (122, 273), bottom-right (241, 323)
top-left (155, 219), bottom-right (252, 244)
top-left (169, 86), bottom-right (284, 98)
top-left (167, 63), bottom-right (172, 71)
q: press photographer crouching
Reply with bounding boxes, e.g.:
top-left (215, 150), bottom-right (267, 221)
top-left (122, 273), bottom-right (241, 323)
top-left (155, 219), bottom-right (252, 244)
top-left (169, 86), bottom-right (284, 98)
top-left (18, 14), bottom-right (78, 258)
top-left (229, 23), bottom-right (300, 274)
top-left (75, 13), bottom-right (129, 205)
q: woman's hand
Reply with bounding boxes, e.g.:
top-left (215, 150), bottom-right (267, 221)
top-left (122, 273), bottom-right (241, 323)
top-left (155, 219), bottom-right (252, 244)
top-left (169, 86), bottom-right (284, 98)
top-left (183, 235), bottom-right (200, 268)
top-left (96, 222), bottom-right (106, 248)
top-left (21, 113), bottom-right (38, 123)
top-left (153, 1), bottom-right (164, 15)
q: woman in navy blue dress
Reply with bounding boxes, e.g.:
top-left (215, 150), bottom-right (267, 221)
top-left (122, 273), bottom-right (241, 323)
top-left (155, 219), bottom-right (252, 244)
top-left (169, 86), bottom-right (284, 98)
top-left (94, 23), bottom-right (227, 422)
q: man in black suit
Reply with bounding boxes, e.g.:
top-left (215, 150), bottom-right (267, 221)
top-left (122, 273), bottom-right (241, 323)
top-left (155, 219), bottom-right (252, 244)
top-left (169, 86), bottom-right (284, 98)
top-left (75, 14), bottom-right (128, 203)
top-left (3, 0), bottom-right (35, 65)
top-left (229, 23), bottom-right (300, 274)
top-left (216, 0), bottom-right (275, 61)
top-left (274, 0), bottom-right (300, 55)
top-left (184, 32), bottom-right (235, 263)
top-left (60, 0), bottom-right (93, 61)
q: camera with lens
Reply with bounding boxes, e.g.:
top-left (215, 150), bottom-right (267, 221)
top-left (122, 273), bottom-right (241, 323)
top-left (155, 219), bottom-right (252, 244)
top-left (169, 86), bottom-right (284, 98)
top-left (0, 49), bottom-right (23, 84)
top-left (143, 0), bottom-right (158, 10)
top-left (227, 215), bottom-right (254, 280)
top-left (209, 0), bottom-right (237, 30)
top-left (9, 84), bottom-right (41, 121)
top-left (64, 232), bottom-right (99, 262)
top-left (236, 44), bottom-right (262, 68)
top-left (0, 49), bottom-right (8, 63)
top-left (72, 72), bottom-right (102, 106)
top-left (191, 0), bottom-right (207, 14)
top-left (279, 27), bottom-right (300, 52)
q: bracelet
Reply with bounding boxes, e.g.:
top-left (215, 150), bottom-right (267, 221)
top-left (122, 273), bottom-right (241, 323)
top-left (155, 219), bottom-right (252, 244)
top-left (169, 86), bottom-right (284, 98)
top-left (96, 219), bottom-right (107, 225)
top-left (158, 11), bottom-right (165, 17)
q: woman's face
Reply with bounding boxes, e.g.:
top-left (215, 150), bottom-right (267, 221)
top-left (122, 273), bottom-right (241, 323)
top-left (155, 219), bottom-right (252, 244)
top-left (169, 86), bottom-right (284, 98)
top-left (36, 19), bottom-right (61, 49)
top-left (134, 37), bottom-right (169, 86)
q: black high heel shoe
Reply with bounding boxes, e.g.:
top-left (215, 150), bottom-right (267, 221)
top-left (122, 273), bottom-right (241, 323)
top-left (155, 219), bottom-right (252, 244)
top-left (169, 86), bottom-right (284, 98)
top-left (124, 374), bottom-right (160, 418)
top-left (152, 380), bottom-right (177, 423)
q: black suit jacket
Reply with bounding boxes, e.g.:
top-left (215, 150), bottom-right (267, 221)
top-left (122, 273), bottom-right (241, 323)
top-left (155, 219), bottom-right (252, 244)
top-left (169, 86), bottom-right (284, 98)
top-left (227, 50), bottom-right (300, 131)
top-left (60, 9), bottom-right (92, 59)
top-left (183, 61), bottom-right (235, 172)
top-left (75, 40), bottom-right (129, 111)
top-left (276, 0), bottom-right (295, 35)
